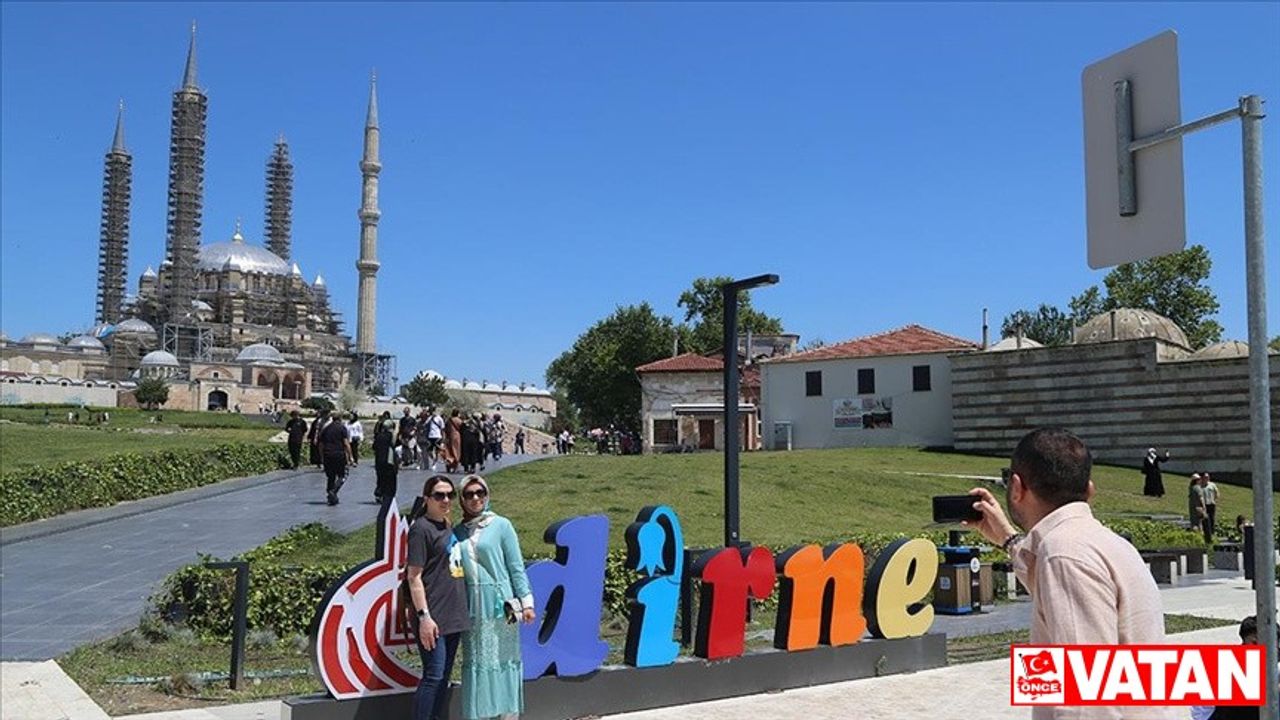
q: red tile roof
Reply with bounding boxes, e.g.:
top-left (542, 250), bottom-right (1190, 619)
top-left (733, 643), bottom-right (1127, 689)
top-left (636, 353), bottom-right (723, 373)
top-left (766, 324), bottom-right (979, 363)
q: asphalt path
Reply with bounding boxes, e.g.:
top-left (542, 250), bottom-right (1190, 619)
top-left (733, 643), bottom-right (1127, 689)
top-left (0, 452), bottom-right (548, 660)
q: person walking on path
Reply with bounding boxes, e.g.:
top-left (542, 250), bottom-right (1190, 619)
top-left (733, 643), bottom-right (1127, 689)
top-left (454, 475), bottom-right (535, 720)
top-left (372, 411), bottom-right (399, 503)
top-left (1202, 472), bottom-right (1220, 540)
top-left (399, 407), bottom-right (419, 468)
top-left (443, 410), bottom-right (463, 474)
top-left (345, 412), bottom-right (364, 465)
top-left (285, 410), bottom-right (308, 469)
top-left (406, 475), bottom-right (470, 720)
top-left (1142, 447), bottom-right (1170, 497)
top-left (425, 407), bottom-right (445, 470)
top-left (1188, 474), bottom-right (1209, 543)
top-left (486, 414), bottom-right (505, 463)
top-left (513, 427), bottom-right (525, 455)
top-left (462, 414), bottom-right (484, 474)
top-left (966, 427), bottom-right (1177, 720)
top-left (307, 412), bottom-right (327, 468)
top-left (317, 410), bottom-right (352, 506)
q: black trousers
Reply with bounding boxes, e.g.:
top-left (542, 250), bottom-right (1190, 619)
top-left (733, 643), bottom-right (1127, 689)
top-left (350, 438), bottom-right (361, 463)
top-left (323, 454), bottom-right (347, 496)
top-left (375, 462), bottom-right (397, 500)
top-left (288, 441), bottom-right (303, 469)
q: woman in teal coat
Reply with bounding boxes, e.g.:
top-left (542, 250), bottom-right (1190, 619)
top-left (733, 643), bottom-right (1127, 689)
top-left (454, 475), bottom-right (535, 719)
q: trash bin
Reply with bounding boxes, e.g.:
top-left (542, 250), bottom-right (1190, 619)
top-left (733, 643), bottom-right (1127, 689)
top-left (934, 545), bottom-right (983, 615)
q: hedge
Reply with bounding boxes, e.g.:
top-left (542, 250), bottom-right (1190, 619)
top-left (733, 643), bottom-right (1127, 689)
top-left (151, 525), bottom-right (953, 640)
top-left (0, 443), bottom-right (290, 526)
top-left (148, 518), bottom-right (1216, 641)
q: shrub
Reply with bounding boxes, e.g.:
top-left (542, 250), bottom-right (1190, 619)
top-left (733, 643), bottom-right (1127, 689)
top-left (1104, 519), bottom-right (1207, 549)
top-left (0, 442), bottom-right (290, 526)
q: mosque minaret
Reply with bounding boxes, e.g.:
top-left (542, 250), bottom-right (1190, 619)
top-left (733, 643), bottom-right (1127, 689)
top-left (95, 102), bottom-right (131, 325)
top-left (355, 72), bottom-right (381, 355)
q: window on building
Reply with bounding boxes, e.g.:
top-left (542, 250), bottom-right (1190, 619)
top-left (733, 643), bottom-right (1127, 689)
top-left (653, 419), bottom-right (678, 445)
top-left (805, 370), bottom-right (823, 397)
top-left (857, 368), bottom-right (875, 395)
top-left (913, 365), bottom-right (932, 392)
top-left (212, 371), bottom-right (220, 379)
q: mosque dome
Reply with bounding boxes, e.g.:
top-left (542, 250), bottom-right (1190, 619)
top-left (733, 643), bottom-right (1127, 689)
top-left (443, 379), bottom-right (463, 390)
top-left (140, 350), bottom-right (180, 366)
top-left (67, 335), bottom-right (106, 350)
top-left (482, 381), bottom-right (502, 391)
top-left (463, 380), bottom-right (482, 391)
top-left (1074, 308), bottom-right (1189, 348)
top-left (417, 369), bottom-right (443, 380)
top-left (116, 318), bottom-right (156, 335)
top-left (0, 330), bottom-right (7, 343)
top-left (986, 336), bottom-right (1044, 352)
top-left (192, 299), bottom-right (213, 312)
top-left (141, 265), bottom-right (157, 279)
top-left (19, 332), bottom-right (61, 345)
top-left (1189, 340), bottom-right (1276, 361)
top-left (198, 228), bottom-right (291, 276)
top-left (235, 343), bottom-right (285, 363)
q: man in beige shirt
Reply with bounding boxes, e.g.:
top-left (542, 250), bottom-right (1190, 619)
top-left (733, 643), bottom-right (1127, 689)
top-left (968, 427), bottom-right (1179, 719)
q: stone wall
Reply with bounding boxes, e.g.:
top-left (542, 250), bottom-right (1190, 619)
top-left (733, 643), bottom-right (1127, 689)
top-left (950, 338), bottom-right (1280, 486)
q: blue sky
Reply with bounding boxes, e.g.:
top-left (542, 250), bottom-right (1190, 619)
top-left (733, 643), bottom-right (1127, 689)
top-left (2, 2), bottom-right (1277, 388)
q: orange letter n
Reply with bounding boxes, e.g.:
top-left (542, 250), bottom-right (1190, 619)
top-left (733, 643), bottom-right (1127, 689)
top-left (773, 543), bottom-right (866, 651)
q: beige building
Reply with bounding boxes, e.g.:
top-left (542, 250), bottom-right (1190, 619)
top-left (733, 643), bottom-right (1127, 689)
top-left (637, 353), bottom-right (761, 452)
top-left (121, 343), bottom-right (312, 412)
top-left (0, 332), bottom-right (112, 380)
top-left (951, 308), bottom-right (1280, 485)
top-left (760, 325), bottom-right (979, 450)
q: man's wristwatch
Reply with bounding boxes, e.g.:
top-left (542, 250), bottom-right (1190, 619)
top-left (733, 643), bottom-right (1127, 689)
top-left (416, 608), bottom-right (429, 619)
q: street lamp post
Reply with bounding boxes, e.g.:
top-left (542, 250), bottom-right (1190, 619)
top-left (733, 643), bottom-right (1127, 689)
top-left (722, 273), bottom-right (779, 547)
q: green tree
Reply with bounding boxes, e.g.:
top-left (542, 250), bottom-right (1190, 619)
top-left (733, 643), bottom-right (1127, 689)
top-left (546, 303), bottom-right (677, 431)
top-left (1068, 286), bottom-right (1105, 326)
top-left (134, 377), bottom-right (170, 410)
top-left (1000, 304), bottom-right (1075, 346)
top-left (1270, 336), bottom-right (1280, 353)
top-left (677, 276), bottom-right (784, 355)
top-left (337, 384), bottom-right (365, 413)
top-left (400, 374), bottom-right (449, 408)
top-left (1097, 245), bottom-right (1223, 348)
top-left (548, 386), bottom-right (582, 435)
top-left (301, 396), bottom-right (334, 413)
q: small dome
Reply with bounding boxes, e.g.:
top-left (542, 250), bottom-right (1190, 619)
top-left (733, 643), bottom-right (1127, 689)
top-left (1189, 340), bottom-right (1276, 361)
top-left (192, 299), bottom-right (213, 312)
top-left (443, 379), bottom-right (463, 390)
top-left (482, 382), bottom-right (502, 391)
top-left (19, 332), bottom-right (61, 345)
top-left (235, 343), bottom-right (284, 363)
top-left (142, 265), bottom-right (157, 279)
top-left (67, 335), bottom-right (106, 350)
top-left (116, 318), bottom-right (156, 335)
top-left (418, 369), bottom-right (443, 380)
top-left (290, 262), bottom-right (302, 277)
top-left (463, 380), bottom-right (482, 390)
top-left (1074, 308), bottom-right (1189, 348)
top-left (0, 330), bottom-right (7, 342)
top-left (140, 350), bottom-right (179, 366)
top-left (986, 336), bottom-right (1044, 352)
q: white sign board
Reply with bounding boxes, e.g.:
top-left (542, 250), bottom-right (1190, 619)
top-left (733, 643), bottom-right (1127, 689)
top-left (1082, 30), bottom-right (1185, 269)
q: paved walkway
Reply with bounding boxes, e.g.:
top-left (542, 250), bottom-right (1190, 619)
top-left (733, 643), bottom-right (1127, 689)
top-left (0, 453), bottom-right (547, 661)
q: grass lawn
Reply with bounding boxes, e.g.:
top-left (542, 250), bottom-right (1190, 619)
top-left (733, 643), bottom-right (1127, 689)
top-left (0, 407), bottom-right (277, 472)
top-left (271, 448), bottom-right (1267, 566)
top-left (946, 614), bottom-right (1238, 664)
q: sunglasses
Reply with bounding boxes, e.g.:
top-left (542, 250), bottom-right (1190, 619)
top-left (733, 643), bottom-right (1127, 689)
top-left (429, 491), bottom-right (456, 501)
top-left (463, 489), bottom-right (488, 500)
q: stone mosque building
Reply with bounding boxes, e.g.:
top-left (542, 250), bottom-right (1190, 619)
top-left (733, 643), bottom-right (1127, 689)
top-left (1, 28), bottom-right (392, 411)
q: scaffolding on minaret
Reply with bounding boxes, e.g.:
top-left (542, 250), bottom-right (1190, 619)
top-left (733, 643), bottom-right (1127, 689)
top-left (96, 102), bottom-right (131, 325)
top-left (164, 23), bottom-right (206, 324)
top-left (264, 135), bottom-right (293, 261)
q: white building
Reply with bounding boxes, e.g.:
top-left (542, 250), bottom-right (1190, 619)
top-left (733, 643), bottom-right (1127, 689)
top-left (759, 325), bottom-right (978, 450)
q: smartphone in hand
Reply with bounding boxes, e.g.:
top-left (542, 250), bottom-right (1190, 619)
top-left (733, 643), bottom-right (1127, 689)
top-left (932, 495), bottom-right (983, 524)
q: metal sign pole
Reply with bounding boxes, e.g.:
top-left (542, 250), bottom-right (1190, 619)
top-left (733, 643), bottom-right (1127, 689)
top-left (1240, 93), bottom-right (1276, 720)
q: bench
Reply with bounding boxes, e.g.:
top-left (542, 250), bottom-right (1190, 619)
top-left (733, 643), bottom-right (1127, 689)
top-left (1140, 552), bottom-right (1180, 585)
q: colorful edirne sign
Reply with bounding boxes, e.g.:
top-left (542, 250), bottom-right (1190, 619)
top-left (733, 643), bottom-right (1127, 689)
top-left (1011, 645), bottom-right (1266, 707)
top-left (311, 500), bottom-right (941, 699)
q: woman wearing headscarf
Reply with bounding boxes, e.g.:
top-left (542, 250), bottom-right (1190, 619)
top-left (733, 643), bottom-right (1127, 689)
top-left (443, 409), bottom-right (463, 474)
top-left (461, 414), bottom-right (484, 474)
top-left (406, 475), bottom-right (469, 720)
top-left (453, 475), bottom-right (534, 720)
top-left (1142, 447), bottom-right (1169, 497)
top-left (372, 411), bottom-right (398, 503)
